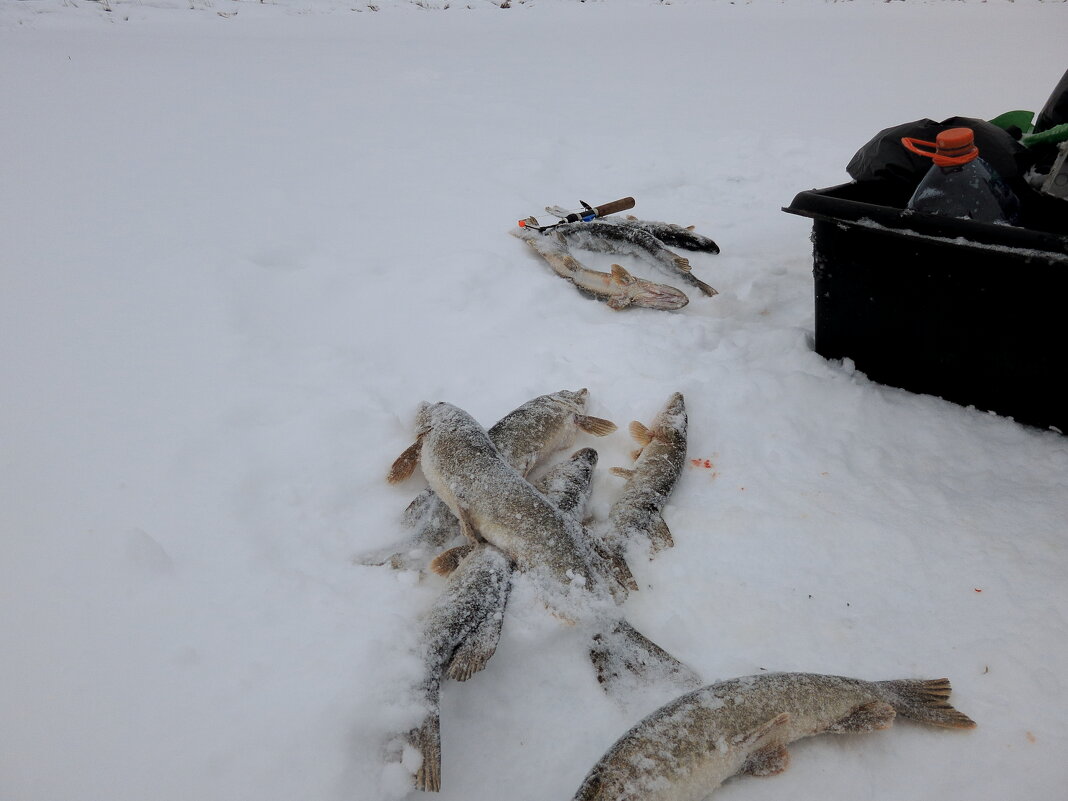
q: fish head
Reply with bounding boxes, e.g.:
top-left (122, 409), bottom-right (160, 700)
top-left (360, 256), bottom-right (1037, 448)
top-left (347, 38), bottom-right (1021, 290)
top-left (628, 279), bottom-right (690, 311)
top-left (415, 401), bottom-right (460, 435)
top-left (551, 388), bottom-right (590, 415)
top-left (569, 447), bottom-right (599, 469)
top-left (653, 392), bottom-right (688, 443)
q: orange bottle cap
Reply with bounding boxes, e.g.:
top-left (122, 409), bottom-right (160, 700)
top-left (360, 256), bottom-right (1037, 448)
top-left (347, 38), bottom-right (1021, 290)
top-left (934, 127), bottom-right (979, 164)
top-left (901, 127), bottom-right (979, 167)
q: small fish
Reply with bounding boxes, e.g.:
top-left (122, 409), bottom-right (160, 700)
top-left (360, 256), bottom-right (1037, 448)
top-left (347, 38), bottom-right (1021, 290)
top-left (572, 671), bottom-right (976, 801)
top-left (408, 543), bottom-right (513, 793)
top-left (608, 392), bottom-right (687, 555)
top-left (356, 389), bottom-right (615, 570)
top-left (513, 227), bottom-right (689, 311)
top-left (553, 220), bottom-right (717, 298)
top-left (393, 401), bottom-right (629, 614)
top-left (609, 215), bottom-right (720, 255)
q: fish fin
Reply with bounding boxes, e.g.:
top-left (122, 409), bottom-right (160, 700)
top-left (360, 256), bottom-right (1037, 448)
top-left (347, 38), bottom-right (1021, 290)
top-left (625, 214), bottom-right (638, 220)
top-left (409, 713), bottom-right (442, 792)
top-left (352, 537), bottom-right (427, 571)
top-left (610, 467), bottom-right (636, 479)
top-left (647, 514), bottom-right (674, 554)
top-left (446, 635), bottom-right (498, 682)
top-left (387, 440), bottom-right (422, 484)
top-left (576, 415), bottom-right (618, 436)
top-left (430, 543), bottom-right (476, 577)
top-left (606, 295), bottom-right (631, 311)
top-left (446, 605), bottom-right (508, 682)
top-left (686, 273), bottom-right (719, 297)
top-left (401, 487), bottom-right (436, 525)
top-left (589, 619), bottom-right (703, 696)
top-left (589, 535), bottom-right (639, 592)
top-left (609, 264), bottom-right (636, 286)
top-left (828, 701), bottom-right (896, 733)
top-left (686, 225), bottom-right (695, 231)
top-left (629, 420), bottom-right (653, 446)
top-left (629, 448), bottom-right (645, 462)
top-left (875, 678), bottom-right (977, 729)
top-left (455, 505), bottom-right (485, 546)
top-left (741, 739), bottom-right (791, 777)
top-left (735, 711), bottom-right (791, 748)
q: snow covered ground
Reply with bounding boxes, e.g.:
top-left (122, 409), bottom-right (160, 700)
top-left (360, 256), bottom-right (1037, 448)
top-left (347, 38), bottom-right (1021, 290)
top-left (3, 1), bottom-right (1067, 799)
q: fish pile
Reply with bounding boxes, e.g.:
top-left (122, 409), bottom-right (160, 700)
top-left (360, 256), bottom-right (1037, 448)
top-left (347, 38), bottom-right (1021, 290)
top-left (358, 388), bottom-right (701, 791)
top-left (358, 388), bottom-right (977, 799)
top-left (512, 212), bottom-right (720, 311)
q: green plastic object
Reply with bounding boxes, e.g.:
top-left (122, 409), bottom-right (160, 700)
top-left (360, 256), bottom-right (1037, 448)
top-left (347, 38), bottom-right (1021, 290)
top-left (989, 109), bottom-right (1035, 133)
top-left (1022, 122), bottom-right (1068, 147)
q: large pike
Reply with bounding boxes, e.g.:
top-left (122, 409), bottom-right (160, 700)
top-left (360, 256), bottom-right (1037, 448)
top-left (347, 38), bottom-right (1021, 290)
top-left (552, 220), bottom-right (717, 298)
top-left (409, 448), bottom-right (603, 792)
top-left (513, 227), bottom-right (689, 311)
top-left (356, 389), bottom-right (615, 570)
top-left (608, 392), bottom-right (687, 556)
top-left (573, 671), bottom-right (976, 801)
top-left (391, 401), bottom-right (628, 616)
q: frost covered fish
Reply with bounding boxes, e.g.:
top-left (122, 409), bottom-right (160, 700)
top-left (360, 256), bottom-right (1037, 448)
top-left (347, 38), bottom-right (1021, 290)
top-left (428, 446), bottom-right (606, 578)
top-left (356, 389), bottom-right (615, 570)
top-left (606, 215), bottom-right (720, 254)
top-left (553, 220), bottom-right (717, 297)
top-left (390, 401), bottom-right (629, 615)
top-left (572, 671), bottom-right (976, 801)
top-left (608, 392), bottom-right (687, 555)
top-left (409, 448), bottom-right (604, 793)
top-left (512, 227), bottom-right (689, 311)
top-left (408, 543), bottom-right (512, 792)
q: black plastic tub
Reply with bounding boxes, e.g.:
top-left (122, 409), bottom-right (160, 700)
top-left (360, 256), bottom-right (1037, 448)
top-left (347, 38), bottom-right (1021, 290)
top-left (784, 181), bottom-right (1068, 432)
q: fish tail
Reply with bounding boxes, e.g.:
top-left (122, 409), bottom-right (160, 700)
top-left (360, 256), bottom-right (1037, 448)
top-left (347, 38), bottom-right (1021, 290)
top-left (409, 712), bottom-right (442, 791)
top-left (875, 678), bottom-right (977, 729)
top-left (685, 272), bottom-right (719, 297)
top-left (589, 619), bottom-right (702, 695)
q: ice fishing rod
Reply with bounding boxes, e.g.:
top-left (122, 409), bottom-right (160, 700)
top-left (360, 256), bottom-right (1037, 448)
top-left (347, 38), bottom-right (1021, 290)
top-left (518, 196), bottom-right (636, 232)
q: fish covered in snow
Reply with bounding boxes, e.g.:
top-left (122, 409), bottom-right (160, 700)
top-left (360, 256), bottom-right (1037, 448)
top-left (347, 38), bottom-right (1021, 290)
top-left (606, 215), bottom-right (720, 255)
top-left (552, 220), bottom-right (717, 298)
top-left (409, 447), bottom-right (605, 792)
top-left (608, 392), bottom-right (687, 556)
top-left (356, 389), bottom-right (615, 570)
top-left (512, 227), bottom-right (689, 311)
top-left (408, 543), bottom-right (512, 792)
top-left (389, 401), bottom-right (630, 616)
top-left (542, 207), bottom-right (720, 256)
top-left (572, 671), bottom-right (976, 801)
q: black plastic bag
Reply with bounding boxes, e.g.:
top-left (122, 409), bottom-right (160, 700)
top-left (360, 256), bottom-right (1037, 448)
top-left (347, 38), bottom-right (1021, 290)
top-left (1035, 67), bottom-right (1068, 133)
top-left (845, 116), bottom-right (1027, 205)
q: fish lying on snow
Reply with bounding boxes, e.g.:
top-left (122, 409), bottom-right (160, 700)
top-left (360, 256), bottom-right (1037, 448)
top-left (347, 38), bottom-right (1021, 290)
top-left (356, 389), bottom-right (615, 570)
top-left (542, 207), bottom-right (720, 256)
top-left (606, 215), bottom-right (720, 255)
top-left (408, 543), bottom-right (512, 793)
top-left (553, 220), bottom-right (718, 298)
top-left (572, 671), bottom-right (976, 801)
top-left (409, 447), bottom-right (604, 792)
top-left (608, 392), bottom-right (687, 556)
top-left (429, 447), bottom-right (609, 579)
top-left (512, 227), bottom-right (689, 311)
top-left (390, 401), bottom-right (630, 617)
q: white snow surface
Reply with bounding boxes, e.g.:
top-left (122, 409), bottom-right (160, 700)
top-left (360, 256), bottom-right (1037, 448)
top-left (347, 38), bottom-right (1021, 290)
top-left (3, 1), bottom-right (1067, 799)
